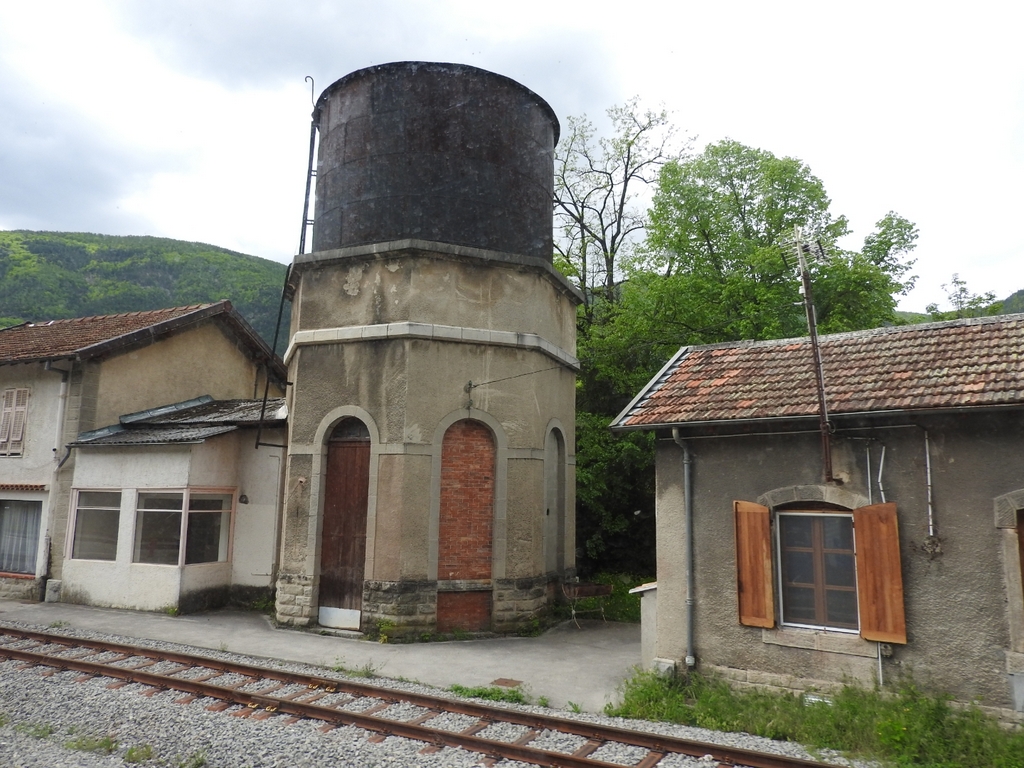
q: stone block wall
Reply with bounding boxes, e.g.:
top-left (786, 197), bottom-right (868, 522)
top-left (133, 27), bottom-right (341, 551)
top-left (493, 575), bottom-right (549, 632)
top-left (361, 580), bottom-right (437, 635)
top-left (0, 576), bottom-right (41, 601)
top-left (275, 573), bottom-right (316, 626)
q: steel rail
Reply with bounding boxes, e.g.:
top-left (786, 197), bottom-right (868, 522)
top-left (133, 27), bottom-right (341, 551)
top-left (0, 628), bottom-right (836, 768)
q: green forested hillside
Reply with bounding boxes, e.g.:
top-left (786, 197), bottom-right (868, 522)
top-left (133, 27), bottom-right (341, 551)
top-left (0, 231), bottom-right (288, 350)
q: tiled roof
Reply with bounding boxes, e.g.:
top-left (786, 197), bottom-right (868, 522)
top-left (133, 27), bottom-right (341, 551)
top-left (613, 313), bottom-right (1024, 430)
top-left (0, 304), bottom-right (222, 364)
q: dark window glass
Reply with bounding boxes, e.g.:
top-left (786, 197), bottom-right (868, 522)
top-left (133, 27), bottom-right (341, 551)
top-left (134, 493), bottom-right (183, 565)
top-left (71, 493), bottom-right (120, 562)
top-left (779, 513), bottom-right (858, 630)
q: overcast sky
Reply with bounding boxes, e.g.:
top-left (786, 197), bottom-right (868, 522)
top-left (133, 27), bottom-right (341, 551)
top-left (1, 0), bottom-right (1021, 311)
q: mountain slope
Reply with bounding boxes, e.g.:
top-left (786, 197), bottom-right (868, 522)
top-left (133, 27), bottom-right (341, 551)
top-left (0, 231), bottom-right (288, 350)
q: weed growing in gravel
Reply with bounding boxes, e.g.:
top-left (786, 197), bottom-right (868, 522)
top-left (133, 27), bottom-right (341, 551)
top-left (65, 733), bottom-right (118, 754)
top-left (15, 722), bottom-right (54, 738)
top-left (162, 605), bottom-right (180, 617)
top-left (537, 696), bottom-right (550, 708)
top-left (124, 744), bottom-right (154, 763)
top-left (448, 684), bottom-right (529, 705)
top-left (47, 620), bottom-right (69, 628)
top-left (175, 750), bottom-right (207, 768)
top-left (607, 670), bottom-right (1024, 767)
top-left (0, 713), bottom-right (7, 727)
top-left (566, 701), bottom-right (583, 713)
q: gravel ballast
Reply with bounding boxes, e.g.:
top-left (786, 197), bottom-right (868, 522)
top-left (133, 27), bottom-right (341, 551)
top-left (0, 620), bottom-right (857, 767)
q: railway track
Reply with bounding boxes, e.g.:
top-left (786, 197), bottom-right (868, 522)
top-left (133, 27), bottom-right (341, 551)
top-left (0, 627), bottom-right (838, 768)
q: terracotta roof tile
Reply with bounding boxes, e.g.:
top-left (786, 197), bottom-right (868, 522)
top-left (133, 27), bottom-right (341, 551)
top-left (614, 314), bottom-right (1024, 429)
top-left (0, 304), bottom-right (222, 364)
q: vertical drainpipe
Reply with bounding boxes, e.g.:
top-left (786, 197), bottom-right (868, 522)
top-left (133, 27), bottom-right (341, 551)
top-left (672, 428), bottom-right (696, 668)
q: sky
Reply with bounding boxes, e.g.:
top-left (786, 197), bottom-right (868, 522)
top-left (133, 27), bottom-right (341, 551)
top-left (1, 0), bottom-right (1021, 312)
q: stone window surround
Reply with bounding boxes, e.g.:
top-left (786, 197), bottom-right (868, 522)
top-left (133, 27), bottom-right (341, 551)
top-left (756, 484), bottom-right (878, 657)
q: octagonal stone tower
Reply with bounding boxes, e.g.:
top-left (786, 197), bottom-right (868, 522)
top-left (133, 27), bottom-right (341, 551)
top-left (275, 62), bottom-right (581, 635)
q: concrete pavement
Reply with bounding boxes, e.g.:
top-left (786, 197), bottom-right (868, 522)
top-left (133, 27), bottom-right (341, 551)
top-left (0, 600), bottom-right (641, 713)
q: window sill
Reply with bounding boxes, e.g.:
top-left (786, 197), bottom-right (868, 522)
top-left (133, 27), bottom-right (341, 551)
top-left (0, 571), bottom-right (36, 580)
top-left (762, 627), bottom-right (877, 658)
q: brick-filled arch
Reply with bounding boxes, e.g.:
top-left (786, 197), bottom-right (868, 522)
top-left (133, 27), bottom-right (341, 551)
top-left (437, 419), bottom-right (495, 631)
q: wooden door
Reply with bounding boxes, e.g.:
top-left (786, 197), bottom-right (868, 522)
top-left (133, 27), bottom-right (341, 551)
top-left (319, 419), bottom-right (370, 629)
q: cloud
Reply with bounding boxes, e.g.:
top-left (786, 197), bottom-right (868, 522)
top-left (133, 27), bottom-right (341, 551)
top-left (0, 77), bottom-right (168, 235)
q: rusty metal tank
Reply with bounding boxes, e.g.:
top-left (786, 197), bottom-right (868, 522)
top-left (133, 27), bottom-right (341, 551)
top-left (311, 61), bottom-right (559, 262)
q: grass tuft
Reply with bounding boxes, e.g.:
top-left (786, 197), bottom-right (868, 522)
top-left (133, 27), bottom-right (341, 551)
top-left (65, 733), bottom-right (118, 753)
top-left (448, 684), bottom-right (530, 705)
top-left (606, 670), bottom-right (1024, 767)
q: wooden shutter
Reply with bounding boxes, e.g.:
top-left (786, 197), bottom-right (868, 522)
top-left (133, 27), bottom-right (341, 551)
top-left (734, 500), bottom-right (775, 628)
top-left (0, 389), bottom-right (14, 445)
top-left (9, 389), bottom-right (28, 454)
top-left (853, 502), bottom-right (907, 644)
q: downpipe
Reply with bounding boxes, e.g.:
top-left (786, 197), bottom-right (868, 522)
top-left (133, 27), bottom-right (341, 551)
top-left (672, 428), bottom-right (696, 669)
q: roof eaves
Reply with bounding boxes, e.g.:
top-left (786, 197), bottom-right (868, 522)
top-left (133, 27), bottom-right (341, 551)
top-left (120, 395), bottom-right (215, 424)
top-left (609, 345), bottom-right (692, 431)
top-left (73, 302), bottom-right (227, 361)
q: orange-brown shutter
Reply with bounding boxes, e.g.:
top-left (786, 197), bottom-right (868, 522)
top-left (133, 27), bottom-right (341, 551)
top-left (734, 500), bottom-right (775, 628)
top-left (853, 502), bottom-right (907, 644)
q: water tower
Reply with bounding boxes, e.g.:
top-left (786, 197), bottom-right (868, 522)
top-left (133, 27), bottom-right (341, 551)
top-left (274, 62), bottom-right (580, 635)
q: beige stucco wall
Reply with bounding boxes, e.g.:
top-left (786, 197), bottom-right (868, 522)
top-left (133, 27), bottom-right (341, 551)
top-left (93, 322), bottom-right (269, 428)
top-left (291, 251), bottom-right (576, 352)
top-left (62, 428), bottom-right (285, 609)
top-left (279, 247), bottom-right (577, 629)
top-left (654, 411), bottom-right (1024, 711)
top-left (0, 363), bottom-right (66, 580)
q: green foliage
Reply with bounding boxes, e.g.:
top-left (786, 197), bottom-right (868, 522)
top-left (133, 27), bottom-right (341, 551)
top-left (608, 671), bottom-right (1024, 767)
top-left (574, 411), bottom-right (655, 572)
top-left (1003, 289), bottom-right (1024, 314)
top-left (448, 684), bottom-right (529, 705)
top-left (926, 273), bottom-right (1002, 320)
top-left (124, 744), bottom-right (155, 763)
top-left (175, 751), bottom-right (207, 768)
top-left (0, 230), bottom-right (287, 351)
top-left (558, 573), bottom-right (648, 623)
top-left (65, 733), bottom-right (118, 753)
top-left (567, 701), bottom-right (583, 713)
top-left (15, 722), bottom-right (54, 738)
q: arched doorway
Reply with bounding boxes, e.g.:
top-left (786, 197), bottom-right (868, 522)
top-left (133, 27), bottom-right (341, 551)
top-left (318, 417), bottom-right (370, 629)
top-left (543, 427), bottom-right (566, 575)
top-left (437, 419), bottom-right (495, 632)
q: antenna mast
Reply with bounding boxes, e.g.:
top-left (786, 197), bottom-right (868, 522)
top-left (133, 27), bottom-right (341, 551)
top-left (793, 226), bottom-right (835, 483)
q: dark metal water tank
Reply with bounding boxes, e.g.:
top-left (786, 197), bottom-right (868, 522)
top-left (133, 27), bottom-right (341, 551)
top-left (311, 62), bottom-right (559, 262)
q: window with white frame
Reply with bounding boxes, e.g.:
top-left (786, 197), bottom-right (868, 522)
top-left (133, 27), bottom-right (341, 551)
top-left (776, 512), bottom-right (858, 630)
top-left (71, 491), bottom-right (121, 561)
top-left (0, 388), bottom-right (29, 457)
top-left (734, 499), bottom-right (907, 644)
top-left (133, 490), bottom-right (232, 566)
top-left (0, 499), bottom-right (41, 574)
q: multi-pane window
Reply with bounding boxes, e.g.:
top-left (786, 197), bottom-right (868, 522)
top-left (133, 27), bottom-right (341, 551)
top-left (777, 513), bottom-right (858, 630)
top-left (735, 500), bottom-right (906, 643)
top-left (0, 500), bottom-right (41, 573)
top-left (134, 492), bottom-right (184, 564)
top-left (185, 494), bottom-right (231, 564)
top-left (0, 388), bottom-right (29, 457)
top-left (133, 491), bottom-right (232, 566)
top-left (71, 492), bottom-right (122, 561)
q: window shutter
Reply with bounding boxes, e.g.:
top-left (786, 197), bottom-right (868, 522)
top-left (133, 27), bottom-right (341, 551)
top-left (10, 389), bottom-right (28, 445)
top-left (853, 502), bottom-right (907, 644)
top-left (0, 389), bottom-right (14, 444)
top-left (734, 500), bottom-right (775, 628)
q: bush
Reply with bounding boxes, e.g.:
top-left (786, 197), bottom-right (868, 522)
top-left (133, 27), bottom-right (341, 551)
top-left (606, 671), bottom-right (1024, 767)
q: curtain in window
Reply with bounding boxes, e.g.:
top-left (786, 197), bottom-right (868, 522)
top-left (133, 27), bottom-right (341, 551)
top-left (0, 500), bottom-right (41, 574)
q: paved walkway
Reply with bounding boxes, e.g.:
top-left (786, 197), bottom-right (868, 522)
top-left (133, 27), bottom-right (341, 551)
top-left (0, 599), bottom-right (641, 713)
